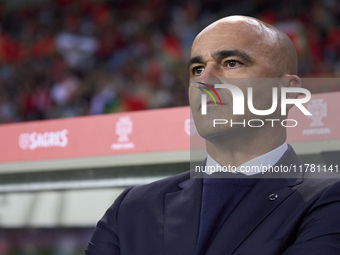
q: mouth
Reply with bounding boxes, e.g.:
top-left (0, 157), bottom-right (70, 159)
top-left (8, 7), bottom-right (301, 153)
top-left (207, 100), bottom-right (217, 106)
top-left (198, 99), bottom-right (222, 110)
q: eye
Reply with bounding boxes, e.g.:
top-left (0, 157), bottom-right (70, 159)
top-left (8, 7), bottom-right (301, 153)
top-left (224, 60), bottom-right (241, 68)
top-left (192, 66), bottom-right (204, 76)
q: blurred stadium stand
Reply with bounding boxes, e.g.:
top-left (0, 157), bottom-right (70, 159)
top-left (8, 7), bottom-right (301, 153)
top-left (0, 0), bottom-right (340, 124)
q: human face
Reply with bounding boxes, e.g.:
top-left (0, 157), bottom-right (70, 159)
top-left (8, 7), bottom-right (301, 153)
top-left (188, 19), bottom-right (283, 140)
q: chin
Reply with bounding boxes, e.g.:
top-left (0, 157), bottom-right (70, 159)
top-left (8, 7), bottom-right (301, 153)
top-left (195, 116), bottom-right (234, 140)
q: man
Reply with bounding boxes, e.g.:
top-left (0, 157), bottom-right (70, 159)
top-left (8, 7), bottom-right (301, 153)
top-left (86, 16), bottom-right (340, 255)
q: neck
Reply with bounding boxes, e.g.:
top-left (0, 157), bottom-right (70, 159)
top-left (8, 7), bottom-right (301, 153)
top-left (206, 126), bottom-right (286, 168)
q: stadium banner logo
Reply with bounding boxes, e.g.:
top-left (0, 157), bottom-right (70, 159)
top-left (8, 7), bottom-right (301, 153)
top-left (302, 98), bottom-right (330, 135)
top-left (184, 118), bottom-right (197, 136)
top-left (111, 116), bottom-right (135, 150)
top-left (19, 129), bottom-right (68, 150)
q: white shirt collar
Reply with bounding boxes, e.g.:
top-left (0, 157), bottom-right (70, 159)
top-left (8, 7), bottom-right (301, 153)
top-left (206, 142), bottom-right (288, 175)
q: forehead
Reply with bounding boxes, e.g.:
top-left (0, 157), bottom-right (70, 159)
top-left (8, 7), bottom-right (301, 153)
top-left (191, 21), bottom-right (276, 58)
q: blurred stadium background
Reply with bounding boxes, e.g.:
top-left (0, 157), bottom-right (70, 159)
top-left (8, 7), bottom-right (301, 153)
top-left (0, 0), bottom-right (339, 254)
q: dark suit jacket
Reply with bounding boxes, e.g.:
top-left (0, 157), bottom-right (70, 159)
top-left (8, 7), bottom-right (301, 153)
top-left (86, 146), bottom-right (340, 255)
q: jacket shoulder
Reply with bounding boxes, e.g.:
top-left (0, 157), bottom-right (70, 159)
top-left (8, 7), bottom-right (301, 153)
top-left (122, 170), bottom-right (191, 203)
top-left (297, 170), bottom-right (340, 203)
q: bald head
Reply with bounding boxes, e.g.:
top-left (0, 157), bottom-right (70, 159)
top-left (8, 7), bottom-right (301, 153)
top-left (192, 15), bottom-right (298, 76)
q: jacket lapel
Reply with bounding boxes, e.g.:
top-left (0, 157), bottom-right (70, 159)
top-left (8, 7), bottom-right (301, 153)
top-left (164, 174), bottom-right (203, 255)
top-left (205, 145), bottom-right (304, 255)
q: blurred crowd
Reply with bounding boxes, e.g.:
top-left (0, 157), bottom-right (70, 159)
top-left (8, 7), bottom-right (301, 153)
top-left (0, 0), bottom-right (339, 124)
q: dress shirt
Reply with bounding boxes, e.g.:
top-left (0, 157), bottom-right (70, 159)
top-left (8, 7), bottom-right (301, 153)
top-left (205, 142), bottom-right (288, 175)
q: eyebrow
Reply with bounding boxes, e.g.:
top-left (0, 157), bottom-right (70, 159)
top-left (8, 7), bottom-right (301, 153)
top-left (188, 49), bottom-right (254, 68)
top-left (188, 56), bottom-right (204, 69)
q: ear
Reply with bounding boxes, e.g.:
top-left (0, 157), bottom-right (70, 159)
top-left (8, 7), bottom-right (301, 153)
top-left (282, 74), bottom-right (302, 112)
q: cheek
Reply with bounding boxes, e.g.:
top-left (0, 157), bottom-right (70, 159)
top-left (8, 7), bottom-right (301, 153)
top-left (188, 80), bottom-right (201, 99)
top-left (247, 86), bottom-right (277, 111)
top-left (188, 84), bottom-right (199, 107)
top-left (255, 57), bottom-right (280, 77)
top-left (188, 85), bottom-right (194, 101)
